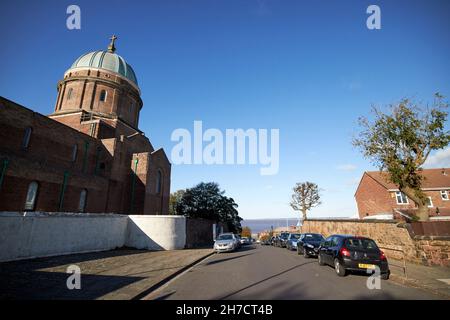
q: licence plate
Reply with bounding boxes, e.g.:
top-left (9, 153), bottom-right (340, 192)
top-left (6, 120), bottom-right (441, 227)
top-left (358, 263), bottom-right (376, 269)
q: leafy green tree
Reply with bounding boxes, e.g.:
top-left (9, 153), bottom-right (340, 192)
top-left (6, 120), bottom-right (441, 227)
top-left (176, 182), bottom-right (243, 233)
top-left (169, 190), bottom-right (185, 215)
top-left (290, 182), bottom-right (321, 221)
top-left (353, 94), bottom-right (450, 221)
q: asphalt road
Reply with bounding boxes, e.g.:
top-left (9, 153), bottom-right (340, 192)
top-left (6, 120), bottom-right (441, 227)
top-left (146, 244), bottom-right (442, 300)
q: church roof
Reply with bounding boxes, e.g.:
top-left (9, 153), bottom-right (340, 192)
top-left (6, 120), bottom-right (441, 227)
top-left (69, 50), bottom-right (138, 85)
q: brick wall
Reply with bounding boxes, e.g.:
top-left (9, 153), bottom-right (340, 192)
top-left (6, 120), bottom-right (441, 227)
top-left (185, 218), bottom-right (229, 249)
top-left (301, 219), bottom-right (450, 267)
top-left (0, 97), bottom-right (171, 215)
top-left (55, 68), bottom-right (142, 129)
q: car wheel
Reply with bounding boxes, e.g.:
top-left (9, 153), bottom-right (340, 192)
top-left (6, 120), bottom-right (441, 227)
top-left (318, 253), bottom-right (325, 265)
top-left (303, 249), bottom-right (310, 258)
top-left (381, 272), bottom-right (389, 280)
top-left (334, 258), bottom-right (346, 277)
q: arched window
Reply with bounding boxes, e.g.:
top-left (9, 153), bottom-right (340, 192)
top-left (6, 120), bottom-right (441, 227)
top-left (78, 189), bottom-right (87, 212)
top-left (71, 144), bottom-right (78, 162)
top-left (22, 127), bottom-right (32, 149)
top-left (99, 90), bottom-right (107, 102)
top-left (24, 181), bottom-right (39, 211)
top-left (67, 88), bottom-right (73, 100)
top-left (156, 170), bottom-right (163, 194)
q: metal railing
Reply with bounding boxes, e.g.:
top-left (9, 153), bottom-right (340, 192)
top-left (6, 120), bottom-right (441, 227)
top-left (378, 246), bottom-right (408, 279)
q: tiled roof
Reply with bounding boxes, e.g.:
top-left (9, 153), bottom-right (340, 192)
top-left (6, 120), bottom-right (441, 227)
top-left (366, 168), bottom-right (450, 190)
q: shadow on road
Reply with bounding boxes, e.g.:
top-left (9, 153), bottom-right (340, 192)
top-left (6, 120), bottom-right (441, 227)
top-left (205, 253), bottom-right (254, 266)
top-left (236, 245), bottom-right (256, 252)
top-left (216, 260), bottom-right (317, 299)
top-left (0, 270), bottom-right (145, 300)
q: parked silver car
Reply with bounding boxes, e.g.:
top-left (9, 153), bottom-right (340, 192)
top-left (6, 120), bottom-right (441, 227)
top-left (214, 233), bottom-right (238, 253)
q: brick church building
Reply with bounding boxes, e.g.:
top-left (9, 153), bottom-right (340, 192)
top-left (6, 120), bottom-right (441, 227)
top-left (0, 36), bottom-right (171, 214)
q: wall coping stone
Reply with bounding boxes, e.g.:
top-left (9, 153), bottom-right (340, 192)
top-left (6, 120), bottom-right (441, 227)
top-left (305, 218), bottom-right (398, 224)
top-left (0, 211), bottom-right (128, 218)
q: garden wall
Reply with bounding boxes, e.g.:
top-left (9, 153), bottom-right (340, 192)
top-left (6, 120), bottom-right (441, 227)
top-left (301, 219), bottom-right (450, 267)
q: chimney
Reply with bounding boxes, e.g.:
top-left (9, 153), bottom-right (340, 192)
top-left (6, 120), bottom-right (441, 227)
top-left (442, 168), bottom-right (447, 176)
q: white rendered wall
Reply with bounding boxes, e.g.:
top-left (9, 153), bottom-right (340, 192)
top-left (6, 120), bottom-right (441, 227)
top-left (126, 215), bottom-right (186, 250)
top-left (0, 212), bottom-right (187, 262)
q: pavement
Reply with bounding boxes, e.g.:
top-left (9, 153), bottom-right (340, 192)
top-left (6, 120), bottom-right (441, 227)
top-left (144, 245), bottom-right (448, 300)
top-left (388, 257), bottom-right (450, 299)
top-left (0, 247), bottom-right (213, 300)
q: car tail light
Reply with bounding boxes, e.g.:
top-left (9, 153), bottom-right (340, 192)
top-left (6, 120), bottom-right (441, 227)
top-left (380, 250), bottom-right (387, 261)
top-left (340, 247), bottom-right (350, 257)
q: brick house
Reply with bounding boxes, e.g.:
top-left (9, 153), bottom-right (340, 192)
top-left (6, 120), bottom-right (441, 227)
top-left (0, 37), bottom-right (171, 214)
top-left (355, 168), bottom-right (450, 220)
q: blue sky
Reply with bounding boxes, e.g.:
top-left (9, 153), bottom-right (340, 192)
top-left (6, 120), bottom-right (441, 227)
top-left (1, 0), bottom-right (450, 219)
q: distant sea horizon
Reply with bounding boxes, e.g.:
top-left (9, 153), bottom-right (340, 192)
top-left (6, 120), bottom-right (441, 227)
top-left (241, 217), bottom-right (354, 234)
top-left (241, 218), bottom-right (300, 234)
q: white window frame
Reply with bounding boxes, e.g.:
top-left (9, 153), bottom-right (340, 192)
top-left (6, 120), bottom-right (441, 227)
top-left (395, 191), bottom-right (409, 205)
top-left (427, 196), bottom-right (434, 208)
top-left (440, 190), bottom-right (449, 201)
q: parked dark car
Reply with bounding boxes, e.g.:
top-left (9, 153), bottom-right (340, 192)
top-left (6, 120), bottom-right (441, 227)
top-left (318, 235), bottom-right (390, 279)
top-left (234, 234), bottom-right (242, 249)
top-left (240, 237), bottom-right (252, 245)
top-left (297, 233), bottom-right (324, 257)
top-left (286, 233), bottom-right (302, 251)
top-left (274, 232), bottom-right (290, 247)
top-left (270, 236), bottom-right (278, 246)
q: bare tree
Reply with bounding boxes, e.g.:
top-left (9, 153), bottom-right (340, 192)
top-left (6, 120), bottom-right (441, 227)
top-left (353, 94), bottom-right (450, 221)
top-left (290, 182), bottom-right (321, 221)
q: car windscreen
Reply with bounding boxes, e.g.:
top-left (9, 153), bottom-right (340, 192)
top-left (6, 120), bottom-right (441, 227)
top-left (218, 235), bottom-right (233, 240)
top-left (280, 233), bottom-right (289, 239)
top-left (304, 234), bottom-right (324, 241)
top-left (290, 234), bottom-right (301, 239)
top-left (345, 238), bottom-right (378, 250)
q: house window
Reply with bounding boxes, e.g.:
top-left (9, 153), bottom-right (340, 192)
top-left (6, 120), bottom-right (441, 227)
top-left (395, 191), bottom-right (408, 204)
top-left (440, 190), bottom-right (449, 201)
top-left (156, 170), bottom-right (162, 194)
top-left (72, 144), bottom-right (78, 162)
top-left (79, 189), bottom-right (87, 212)
top-left (99, 90), bottom-right (107, 102)
top-left (426, 197), bottom-right (433, 208)
top-left (67, 88), bottom-right (73, 100)
top-left (22, 127), bottom-right (32, 149)
top-left (24, 181), bottom-right (39, 211)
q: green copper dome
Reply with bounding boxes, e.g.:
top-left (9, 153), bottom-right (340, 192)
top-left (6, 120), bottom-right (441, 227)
top-left (69, 50), bottom-right (138, 86)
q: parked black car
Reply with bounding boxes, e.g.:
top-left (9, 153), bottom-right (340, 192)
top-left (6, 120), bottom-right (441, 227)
top-left (318, 235), bottom-right (390, 279)
top-left (240, 237), bottom-right (252, 245)
top-left (274, 232), bottom-right (290, 247)
top-left (270, 236), bottom-right (277, 246)
top-left (297, 233), bottom-right (324, 257)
